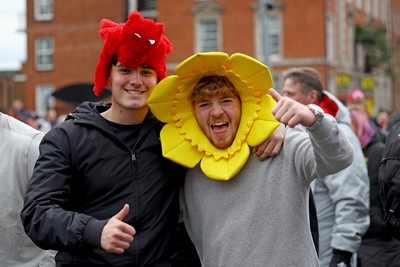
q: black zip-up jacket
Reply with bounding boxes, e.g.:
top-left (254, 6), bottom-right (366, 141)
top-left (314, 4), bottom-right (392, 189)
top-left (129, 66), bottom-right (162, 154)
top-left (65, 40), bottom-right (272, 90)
top-left (21, 102), bottom-right (185, 267)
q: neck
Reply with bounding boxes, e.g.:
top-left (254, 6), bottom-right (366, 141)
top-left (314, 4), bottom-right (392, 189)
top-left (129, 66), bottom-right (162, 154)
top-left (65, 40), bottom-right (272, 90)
top-left (101, 106), bottom-right (148, 125)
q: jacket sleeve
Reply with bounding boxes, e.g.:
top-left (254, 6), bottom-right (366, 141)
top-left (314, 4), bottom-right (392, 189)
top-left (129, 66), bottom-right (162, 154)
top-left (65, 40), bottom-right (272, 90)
top-left (20, 126), bottom-right (99, 252)
top-left (302, 113), bottom-right (354, 180)
top-left (324, 124), bottom-right (370, 253)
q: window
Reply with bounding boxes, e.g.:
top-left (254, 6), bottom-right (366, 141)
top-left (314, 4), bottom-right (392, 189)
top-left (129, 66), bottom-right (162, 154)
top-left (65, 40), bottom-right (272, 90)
top-left (35, 84), bottom-right (54, 117)
top-left (128, 0), bottom-right (157, 20)
top-left (196, 18), bottom-right (220, 52)
top-left (34, 0), bottom-right (54, 21)
top-left (267, 14), bottom-right (281, 57)
top-left (35, 37), bottom-right (54, 70)
top-left (138, 0), bottom-right (156, 10)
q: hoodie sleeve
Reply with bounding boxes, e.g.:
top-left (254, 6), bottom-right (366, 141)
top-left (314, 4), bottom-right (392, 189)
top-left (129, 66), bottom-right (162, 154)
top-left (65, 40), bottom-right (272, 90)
top-left (325, 124), bottom-right (370, 253)
top-left (20, 123), bottom-right (97, 252)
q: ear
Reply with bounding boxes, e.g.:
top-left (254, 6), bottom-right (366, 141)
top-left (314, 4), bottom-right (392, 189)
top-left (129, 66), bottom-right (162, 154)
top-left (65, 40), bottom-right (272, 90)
top-left (106, 76), bottom-right (112, 87)
top-left (308, 90), bottom-right (319, 103)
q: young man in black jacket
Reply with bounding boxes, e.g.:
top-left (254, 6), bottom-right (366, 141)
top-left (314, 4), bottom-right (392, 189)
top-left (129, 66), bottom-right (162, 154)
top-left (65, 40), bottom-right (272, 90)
top-left (21, 11), bottom-right (187, 267)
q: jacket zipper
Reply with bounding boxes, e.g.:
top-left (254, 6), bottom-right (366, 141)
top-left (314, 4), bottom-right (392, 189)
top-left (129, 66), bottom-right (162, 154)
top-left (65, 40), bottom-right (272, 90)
top-left (131, 151), bottom-right (141, 266)
top-left (130, 122), bottom-right (157, 266)
top-left (77, 116), bottom-right (159, 265)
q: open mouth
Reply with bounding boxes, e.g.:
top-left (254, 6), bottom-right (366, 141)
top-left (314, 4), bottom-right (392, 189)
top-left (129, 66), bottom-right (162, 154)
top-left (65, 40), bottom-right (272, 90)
top-left (211, 122), bottom-right (229, 133)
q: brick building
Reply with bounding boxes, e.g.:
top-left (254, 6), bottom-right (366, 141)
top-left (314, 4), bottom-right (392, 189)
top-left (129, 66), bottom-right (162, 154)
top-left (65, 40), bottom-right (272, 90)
top-left (23, 0), bottom-right (400, 116)
top-left (24, 0), bottom-right (127, 115)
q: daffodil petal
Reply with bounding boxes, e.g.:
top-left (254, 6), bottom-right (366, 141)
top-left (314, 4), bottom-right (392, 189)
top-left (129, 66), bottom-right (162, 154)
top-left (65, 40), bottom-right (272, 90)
top-left (228, 53), bottom-right (273, 94)
top-left (258, 94), bottom-right (278, 120)
top-left (160, 124), bottom-right (203, 167)
top-left (200, 145), bottom-right (250, 180)
top-left (246, 120), bottom-right (281, 146)
top-left (175, 52), bottom-right (229, 78)
top-left (148, 76), bottom-right (181, 123)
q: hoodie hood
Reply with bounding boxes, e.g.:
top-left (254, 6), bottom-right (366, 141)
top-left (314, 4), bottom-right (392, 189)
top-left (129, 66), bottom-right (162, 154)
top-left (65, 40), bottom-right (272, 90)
top-left (66, 101), bottom-right (111, 124)
top-left (321, 91), bottom-right (351, 126)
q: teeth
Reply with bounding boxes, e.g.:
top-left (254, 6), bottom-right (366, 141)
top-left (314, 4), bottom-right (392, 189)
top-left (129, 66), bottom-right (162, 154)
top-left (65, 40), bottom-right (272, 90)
top-left (211, 122), bottom-right (227, 127)
top-left (126, 90), bottom-right (144, 94)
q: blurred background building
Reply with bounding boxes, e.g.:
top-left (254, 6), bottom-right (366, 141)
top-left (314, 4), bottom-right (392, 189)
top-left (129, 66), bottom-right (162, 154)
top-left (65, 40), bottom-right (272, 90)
top-left (1, 0), bottom-right (399, 117)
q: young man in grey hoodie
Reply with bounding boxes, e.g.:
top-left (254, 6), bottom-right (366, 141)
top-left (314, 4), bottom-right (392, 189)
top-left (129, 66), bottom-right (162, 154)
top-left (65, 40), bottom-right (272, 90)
top-left (147, 53), bottom-right (354, 266)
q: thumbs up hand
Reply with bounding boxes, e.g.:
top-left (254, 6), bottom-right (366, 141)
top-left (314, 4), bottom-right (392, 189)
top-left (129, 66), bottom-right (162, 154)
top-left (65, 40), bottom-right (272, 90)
top-left (269, 88), bottom-right (317, 128)
top-left (100, 204), bottom-right (136, 254)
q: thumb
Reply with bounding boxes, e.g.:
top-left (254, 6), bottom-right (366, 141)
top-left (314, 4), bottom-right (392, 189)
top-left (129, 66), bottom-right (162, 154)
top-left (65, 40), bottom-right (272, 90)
top-left (269, 88), bottom-right (282, 103)
top-left (113, 204), bottom-right (129, 221)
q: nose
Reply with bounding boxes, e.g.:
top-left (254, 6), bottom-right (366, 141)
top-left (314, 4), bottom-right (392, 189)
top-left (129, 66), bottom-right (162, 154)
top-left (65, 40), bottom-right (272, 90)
top-left (210, 104), bottom-right (224, 117)
top-left (129, 70), bottom-right (143, 87)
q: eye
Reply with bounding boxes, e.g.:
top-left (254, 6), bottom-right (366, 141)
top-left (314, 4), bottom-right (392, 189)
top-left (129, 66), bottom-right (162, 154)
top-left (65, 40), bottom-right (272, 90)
top-left (117, 67), bottom-right (131, 74)
top-left (195, 101), bottom-right (210, 109)
top-left (142, 69), bottom-right (156, 76)
top-left (221, 97), bottom-right (236, 104)
top-left (139, 66), bottom-right (156, 76)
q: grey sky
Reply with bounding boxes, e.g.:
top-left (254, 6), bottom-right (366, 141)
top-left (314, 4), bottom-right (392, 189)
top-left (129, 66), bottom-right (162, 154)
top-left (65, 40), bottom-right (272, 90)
top-left (0, 0), bottom-right (26, 71)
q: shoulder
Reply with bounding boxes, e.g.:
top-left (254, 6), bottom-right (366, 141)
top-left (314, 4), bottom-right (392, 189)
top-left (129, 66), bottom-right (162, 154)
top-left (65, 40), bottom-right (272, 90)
top-left (1, 113), bottom-right (44, 143)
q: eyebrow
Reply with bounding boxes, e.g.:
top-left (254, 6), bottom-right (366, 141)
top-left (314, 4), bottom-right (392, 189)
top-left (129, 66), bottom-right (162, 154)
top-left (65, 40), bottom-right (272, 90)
top-left (115, 63), bottom-right (154, 70)
top-left (140, 64), bottom-right (155, 70)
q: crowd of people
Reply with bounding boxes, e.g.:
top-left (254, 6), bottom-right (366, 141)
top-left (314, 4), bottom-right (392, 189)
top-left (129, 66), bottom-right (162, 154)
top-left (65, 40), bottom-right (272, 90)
top-left (6, 99), bottom-right (64, 133)
top-left (1, 10), bottom-right (400, 267)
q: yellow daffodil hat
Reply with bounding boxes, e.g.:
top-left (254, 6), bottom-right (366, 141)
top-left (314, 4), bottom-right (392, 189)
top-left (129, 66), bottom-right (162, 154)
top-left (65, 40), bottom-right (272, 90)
top-left (147, 52), bottom-right (280, 180)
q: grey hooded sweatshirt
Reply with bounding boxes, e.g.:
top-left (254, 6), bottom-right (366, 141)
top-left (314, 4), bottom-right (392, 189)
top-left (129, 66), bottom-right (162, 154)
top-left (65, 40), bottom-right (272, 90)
top-left (311, 91), bottom-right (370, 267)
top-left (180, 113), bottom-right (354, 267)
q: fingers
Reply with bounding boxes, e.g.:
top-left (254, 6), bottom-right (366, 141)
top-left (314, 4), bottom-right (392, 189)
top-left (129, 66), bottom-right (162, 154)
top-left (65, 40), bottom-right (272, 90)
top-left (101, 204), bottom-right (136, 254)
top-left (102, 226), bottom-right (135, 254)
top-left (269, 88), bottom-right (282, 102)
top-left (113, 204), bottom-right (129, 221)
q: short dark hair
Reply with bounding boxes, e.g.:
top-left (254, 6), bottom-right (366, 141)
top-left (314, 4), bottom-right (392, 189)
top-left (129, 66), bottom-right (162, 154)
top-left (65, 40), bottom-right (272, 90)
top-left (282, 67), bottom-right (324, 101)
top-left (190, 76), bottom-right (240, 103)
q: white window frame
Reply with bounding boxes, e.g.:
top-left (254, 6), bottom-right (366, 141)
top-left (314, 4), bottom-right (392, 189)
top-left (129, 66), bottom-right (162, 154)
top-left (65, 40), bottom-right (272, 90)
top-left (326, 16), bottom-right (334, 62)
top-left (195, 16), bottom-right (221, 52)
top-left (348, 21), bottom-right (354, 65)
top-left (356, 0), bottom-right (362, 9)
top-left (372, 0), bottom-right (378, 18)
top-left (34, 0), bottom-right (54, 21)
top-left (35, 84), bottom-right (55, 117)
top-left (35, 37), bottom-right (54, 71)
top-left (365, 0), bottom-right (371, 14)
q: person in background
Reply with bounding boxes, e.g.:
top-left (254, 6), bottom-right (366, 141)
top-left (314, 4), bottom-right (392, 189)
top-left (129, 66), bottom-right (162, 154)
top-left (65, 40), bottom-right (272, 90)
top-left (375, 109), bottom-right (390, 134)
top-left (346, 88), bottom-right (387, 143)
top-left (0, 112), bottom-right (55, 266)
top-left (39, 108), bottom-right (59, 133)
top-left (350, 108), bottom-right (400, 267)
top-left (19, 110), bottom-right (41, 131)
top-left (387, 112), bottom-right (400, 132)
top-left (147, 52), bottom-right (354, 266)
top-left (282, 67), bottom-right (370, 267)
top-left (8, 99), bottom-right (26, 120)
